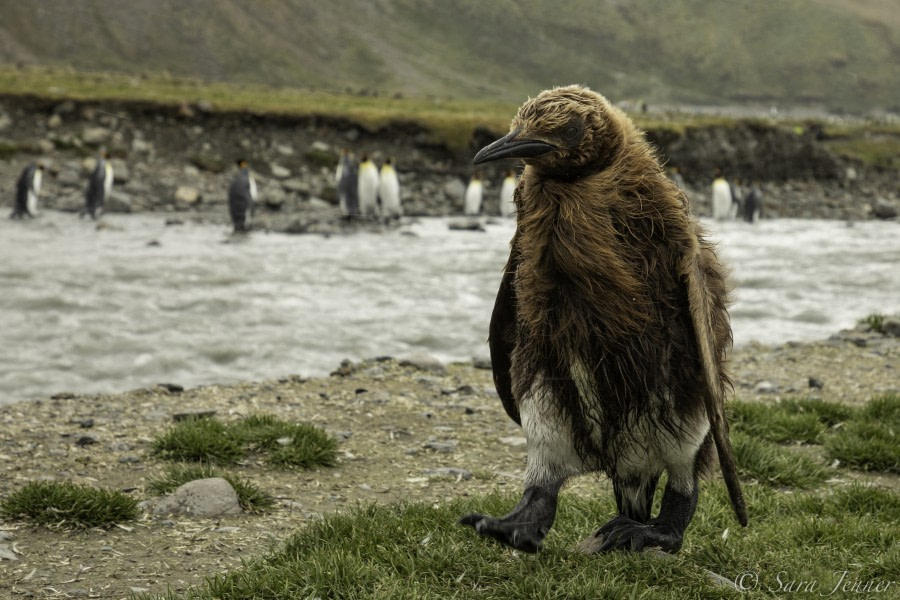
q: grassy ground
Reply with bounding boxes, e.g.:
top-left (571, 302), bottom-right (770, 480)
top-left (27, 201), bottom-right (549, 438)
top-left (142, 483), bottom-right (897, 599)
top-left (109, 394), bottom-right (896, 599)
top-left (1, 349), bottom-right (897, 598)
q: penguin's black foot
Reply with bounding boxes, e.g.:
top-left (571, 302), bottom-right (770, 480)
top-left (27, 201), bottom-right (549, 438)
top-left (581, 515), bottom-right (685, 554)
top-left (458, 513), bottom-right (547, 553)
top-left (459, 484), bottom-right (560, 553)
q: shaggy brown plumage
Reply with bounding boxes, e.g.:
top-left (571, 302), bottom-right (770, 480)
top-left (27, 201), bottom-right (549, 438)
top-left (460, 85), bottom-right (747, 554)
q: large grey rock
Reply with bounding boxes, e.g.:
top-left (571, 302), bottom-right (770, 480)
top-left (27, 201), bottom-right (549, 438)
top-left (872, 199), bottom-right (897, 220)
top-left (109, 159), bottom-right (129, 183)
top-left (270, 163), bottom-right (291, 179)
top-left (174, 186), bottom-right (201, 205)
top-left (443, 178), bottom-right (466, 202)
top-left (105, 191), bottom-right (133, 214)
top-left (399, 354), bottom-right (446, 374)
top-left (282, 178), bottom-right (311, 194)
top-left (82, 126), bottom-right (112, 145)
top-left (146, 477), bottom-right (241, 517)
top-left (57, 168), bottom-right (81, 187)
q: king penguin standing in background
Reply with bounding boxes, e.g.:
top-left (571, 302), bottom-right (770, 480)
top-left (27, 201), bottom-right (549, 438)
top-left (378, 158), bottom-right (402, 220)
top-left (83, 150), bottom-right (113, 220)
top-left (463, 173), bottom-right (483, 216)
top-left (459, 85), bottom-right (747, 554)
top-left (499, 169), bottom-right (517, 218)
top-left (335, 148), bottom-right (359, 218)
top-left (228, 158), bottom-right (256, 233)
top-left (711, 169), bottom-right (734, 220)
top-left (357, 154), bottom-right (380, 218)
top-left (11, 162), bottom-right (43, 219)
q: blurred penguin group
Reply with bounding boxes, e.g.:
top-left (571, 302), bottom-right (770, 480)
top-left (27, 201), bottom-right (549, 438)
top-left (10, 150), bottom-right (115, 221)
top-left (334, 150), bottom-right (403, 221)
top-left (709, 168), bottom-right (764, 223)
top-left (463, 170), bottom-right (518, 218)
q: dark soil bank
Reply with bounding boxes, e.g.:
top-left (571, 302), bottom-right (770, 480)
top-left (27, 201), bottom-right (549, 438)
top-left (1, 94), bottom-right (898, 232)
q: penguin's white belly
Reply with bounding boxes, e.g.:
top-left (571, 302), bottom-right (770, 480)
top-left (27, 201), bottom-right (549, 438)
top-left (27, 171), bottom-right (41, 214)
top-left (27, 191), bottom-right (38, 215)
top-left (500, 179), bottom-right (516, 217)
top-left (103, 164), bottom-right (114, 200)
top-left (379, 174), bottom-right (401, 216)
top-left (358, 169), bottom-right (379, 216)
top-left (464, 183), bottom-right (483, 215)
top-left (711, 181), bottom-right (732, 220)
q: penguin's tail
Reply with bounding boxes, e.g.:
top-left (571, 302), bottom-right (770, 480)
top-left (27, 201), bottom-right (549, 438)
top-left (685, 252), bottom-right (748, 527)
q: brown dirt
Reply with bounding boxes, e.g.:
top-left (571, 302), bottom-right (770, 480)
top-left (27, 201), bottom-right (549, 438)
top-left (0, 330), bottom-right (897, 599)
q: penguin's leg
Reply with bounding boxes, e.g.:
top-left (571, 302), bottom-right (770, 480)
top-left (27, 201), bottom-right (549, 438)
top-left (458, 479), bottom-right (563, 553)
top-left (460, 378), bottom-right (579, 553)
top-left (589, 429), bottom-right (710, 554)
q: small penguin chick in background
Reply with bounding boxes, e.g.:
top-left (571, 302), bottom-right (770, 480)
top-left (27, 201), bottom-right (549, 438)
top-left (459, 84), bottom-right (747, 554)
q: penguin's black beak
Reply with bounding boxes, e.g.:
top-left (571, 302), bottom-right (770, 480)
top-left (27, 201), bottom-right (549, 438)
top-left (473, 128), bottom-right (555, 164)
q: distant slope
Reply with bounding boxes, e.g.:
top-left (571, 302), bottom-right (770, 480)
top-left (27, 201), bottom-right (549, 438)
top-left (0, 0), bottom-right (897, 110)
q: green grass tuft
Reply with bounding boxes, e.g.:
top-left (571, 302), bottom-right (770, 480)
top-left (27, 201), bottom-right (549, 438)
top-left (151, 414), bottom-right (338, 469)
top-left (824, 395), bottom-right (900, 473)
top-left (0, 481), bottom-right (139, 529)
top-left (731, 431), bottom-right (832, 488)
top-left (231, 414), bottom-right (339, 469)
top-left (826, 422), bottom-right (899, 473)
top-left (151, 417), bottom-right (244, 464)
top-left (857, 313), bottom-right (886, 333)
top-left (147, 464), bottom-right (275, 513)
top-left (777, 397), bottom-right (855, 428)
top-left (861, 394), bottom-right (900, 422)
top-left (730, 400), bottom-right (826, 443)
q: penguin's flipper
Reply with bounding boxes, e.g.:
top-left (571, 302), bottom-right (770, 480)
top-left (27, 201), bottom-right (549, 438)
top-left (488, 230), bottom-right (521, 426)
top-left (682, 244), bottom-right (748, 527)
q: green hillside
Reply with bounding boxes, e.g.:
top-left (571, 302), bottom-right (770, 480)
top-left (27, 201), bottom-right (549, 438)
top-left (0, 0), bottom-right (897, 110)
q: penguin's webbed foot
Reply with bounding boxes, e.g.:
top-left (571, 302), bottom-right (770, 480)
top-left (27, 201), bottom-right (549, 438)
top-left (458, 513), bottom-right (547, 553)
top-left (581, 515), bottom-right (684, 554)
top-left (459, 484), bottom-right (560, 553)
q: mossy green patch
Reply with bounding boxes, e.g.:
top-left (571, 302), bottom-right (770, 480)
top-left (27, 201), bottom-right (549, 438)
top-left (0, 481), bottom-right (139, 529)
top-left (151, 414), bottom-right (338, 469)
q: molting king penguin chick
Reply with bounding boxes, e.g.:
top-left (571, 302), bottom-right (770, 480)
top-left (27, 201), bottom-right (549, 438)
top-left (228, 158), bottom-right (256, 233)
top-left (499, 169), bottom-right (517, 218)
top-left (83, 150), bottom-right (113, 220)
top-left (378, 158), bottom-right (402, 220)
top-left (459, 84), bottom-right (747, 554)
top-left (463, 173), bottom-right (483, 216)
top-left (11, 162), bottom-right (44, 219)
top-left (357, 154), bottom-right (380, 218)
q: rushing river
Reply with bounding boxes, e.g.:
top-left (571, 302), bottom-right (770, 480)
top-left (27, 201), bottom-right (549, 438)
top-left (1, 212), bottom-right (898, 404)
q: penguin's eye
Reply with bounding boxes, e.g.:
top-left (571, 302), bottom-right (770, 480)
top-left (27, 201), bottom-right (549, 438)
top-left (558, 119), bottom-right (582, 144)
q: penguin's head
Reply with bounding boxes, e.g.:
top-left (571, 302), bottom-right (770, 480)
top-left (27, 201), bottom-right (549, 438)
top-left (473, 85), bottom-right (625, 179)
top-left (236, 158), bottom-right (249, 169)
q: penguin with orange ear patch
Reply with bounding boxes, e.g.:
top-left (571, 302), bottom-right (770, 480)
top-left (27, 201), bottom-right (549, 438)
top-left (460, 85), bottom-right (747, 554)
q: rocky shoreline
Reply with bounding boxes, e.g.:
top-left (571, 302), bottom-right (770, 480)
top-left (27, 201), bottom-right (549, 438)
top-left (2, 95), bottom-right (898, 234)
top-left (1, 321), bottom-right (898, 598)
